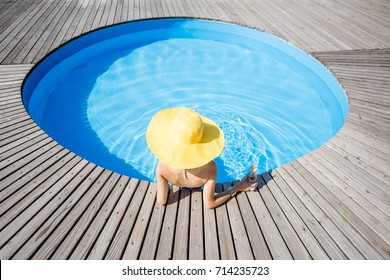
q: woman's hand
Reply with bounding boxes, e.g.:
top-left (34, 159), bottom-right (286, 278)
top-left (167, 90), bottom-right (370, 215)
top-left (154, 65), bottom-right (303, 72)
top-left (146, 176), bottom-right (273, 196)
top-left (234, 174), bottom-right (259, 192)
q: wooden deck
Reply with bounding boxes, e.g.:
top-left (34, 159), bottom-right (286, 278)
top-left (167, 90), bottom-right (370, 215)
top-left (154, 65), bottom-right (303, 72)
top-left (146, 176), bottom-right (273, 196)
top-left (0, 0), bottom-right (389, 260)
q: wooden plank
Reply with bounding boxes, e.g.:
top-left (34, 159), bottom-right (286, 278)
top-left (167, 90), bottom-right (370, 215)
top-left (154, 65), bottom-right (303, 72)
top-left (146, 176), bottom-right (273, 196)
top-left (0, 74), bottom-right (26, 84)
top-left (280, 162), bottom-right (367, 259)
top-left (0, 113), bottom-right (30, 128)
top-left (263, 172), bottom-right (329, 259)
top-left (0, 110), bottom-right (26, 124)
top-left (12, 163), bottom-right (99, 259)
top-left (324, 139), bottom-right (390, 188)
top-left (138, 191), bottom-right (165, 260)
top-left (331, 124), bottom-right (390, 174)
top-left (155, 185), bottom-right (180, 260)
top-left (0, 133), bottom-right (50, 166)
top-left (0, 125), bottom-right (42, 149)
top-left (12, 0), bottom-right (69, 64)
top-left (246, 178), bottom-right (293, 260)
top-left (0, 102), bottom-right (24, 113)
top-left (0, 0), bottom-right (30, 33)
top-left (82, 0), bottom-right (102, 34)
top-left (44, 1), bottom-right (84, 51)
top-left (189, 188), bottom-right (204, 260)
top-left (0, 97), bottom-right (21, 107)
top-left (0, 116), bottom-right (37, 140)
top-left (172, 188), bottom-right (191, 260)
top-left (0, 121), bottom-right (38, 141)
top-left (90, 0), bottom-right (108, 30)
top-left (348, 104), bottom-right (389, 125)
top-left (312, 146), bottom-right (390, 210)
top-left (198, 0), bottom-right (221, 18)
top-left (330, 134), bottom-right (389, 175)
top-left (292, 159), bottom-right (385, 259)
top-left (346, 115), bottom-right (390, 143)
top-left (338, 130), bottom-right (390, 161)
top-left (49, 170), bottom-right (114, 259)
top-left (21, 0), bottom-right (75, 63)
top-left (113, 0), bottom-right (123, 23)
top-left (96, 0), bottom-right (112, 27)
top-left (214, 183), bottom-right (236, 259)
top-left (157, 0), bottom-right (170, 17)
top-left (0, 87), bottom-right (23, 98)
top-left (118, 0), bottom-right (129, 22)
top-left (169, 0), bottom-right (185, 17)
top-left (29, 0), bottom-right (78, 61)
top-left (301, 154), bottom-right (390, 244)
top-left (0, 153), bottom-right (79, 228)
top-left (0, 66), bottom-right (33, 75)
top-left (259, 174), bottom-right (312, 259)
top-left (313, 0), bottom-right (390, 45)
top-left (340, 126), bottom-right (390, 158)
top-left (0, 126), bottom-right (44, 150)
top-left (274, 167), bottom-right (347, 259)
top-left (104, 179), bottom-right (149, 260)
top-left (30, 167), bottom-right (106, 259)
top-left (87, 176), bottom-right (136, 260)
top-left (121, 182), bottom-right (157, 259)
top-left (0, 122), bottom-right (39, 142)
top-left (350, 105), bottom-right (390, 128)
top-left (0, 117), bottom-right (33, 136)
top-left (0, 144), bottom-right (66, 194)
top-left (292, 1), bottom-right (367, 49)
top-left (0, 159), bottom-right (91, 259)
top-left (0, 0), bottom-right (48, 63)
top-left (2, 0), bottom-right (59, 65)
top-left (61, 0), bottom-right (94, 43)
top-left (0, 98), bottom-right (26, 111)
top-left (69, 172), bottom-right (123, 259)
top-left (72, 0), bottom-right (99, 38)
top-left (139, 0), bottom-right (148, 19)
top-left (107, 0), bottom-right (120, 23)
top-left (0, 117), bottom-right (40, 142)
top-left (0, 142), bottom-right (63, 188)
top-left (223, 182), bottom-right (254, 260)
top-left (235, 187), bottom-right (272, 260)
top-left (203, 192), bottom-right (219, 260)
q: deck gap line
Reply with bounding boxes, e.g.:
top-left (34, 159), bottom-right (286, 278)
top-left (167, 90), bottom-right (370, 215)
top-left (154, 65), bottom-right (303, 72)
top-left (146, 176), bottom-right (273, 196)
top-left (72, 172), bottom-right (122, 260)
top-left (50, 170), bottom-right (114, 260)
top-left (17, 163), bottom-right (99, 260)
top-left (101, 176), bottom-right (140, 260)
top-left (85, 174), bottom-right (133, 260)
top-left (2, 158), bottom-right (90, 259)
top-left (122, 181), bottom-right (157, 260)
top-left (35, 166), bottom-right (105, 260)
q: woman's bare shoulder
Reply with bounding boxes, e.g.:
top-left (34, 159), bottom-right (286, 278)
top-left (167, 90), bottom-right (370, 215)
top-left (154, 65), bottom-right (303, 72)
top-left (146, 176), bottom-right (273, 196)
top-left (196, 161), bottom-right (217, 180)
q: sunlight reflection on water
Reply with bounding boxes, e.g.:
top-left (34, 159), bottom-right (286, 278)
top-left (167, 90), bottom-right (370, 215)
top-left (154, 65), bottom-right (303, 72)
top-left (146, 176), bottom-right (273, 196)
top-left (25, 19), bottom-right (347, 183)
top-left (87, 38), bottom-right (334, 182)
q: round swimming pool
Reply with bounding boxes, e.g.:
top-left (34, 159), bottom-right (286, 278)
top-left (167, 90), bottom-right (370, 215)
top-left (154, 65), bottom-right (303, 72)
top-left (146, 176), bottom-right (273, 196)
top-left (22, 18), bottom-right (348, 183)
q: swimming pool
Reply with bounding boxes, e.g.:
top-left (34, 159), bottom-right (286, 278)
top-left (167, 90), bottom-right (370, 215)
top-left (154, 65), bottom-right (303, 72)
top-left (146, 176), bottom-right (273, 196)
top-left (22, 18), bottom-right (348, 183)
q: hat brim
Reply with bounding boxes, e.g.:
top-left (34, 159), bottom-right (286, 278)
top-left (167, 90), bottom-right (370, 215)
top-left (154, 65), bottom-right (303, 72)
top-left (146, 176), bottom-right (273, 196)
top-left (146, 108), bottom-right (224, 169)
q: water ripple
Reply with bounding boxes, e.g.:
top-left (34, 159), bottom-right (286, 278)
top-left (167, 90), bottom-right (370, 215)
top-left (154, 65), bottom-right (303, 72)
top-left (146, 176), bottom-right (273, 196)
top-left (83, 37), bottom-right (342, 182)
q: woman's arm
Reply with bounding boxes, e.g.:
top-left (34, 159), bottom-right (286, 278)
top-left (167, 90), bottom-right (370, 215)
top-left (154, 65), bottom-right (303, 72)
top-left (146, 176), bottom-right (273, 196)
top-left (203, 163), bottom-right (259, 209)
top-left (156, 162), bottom-right (170, 205)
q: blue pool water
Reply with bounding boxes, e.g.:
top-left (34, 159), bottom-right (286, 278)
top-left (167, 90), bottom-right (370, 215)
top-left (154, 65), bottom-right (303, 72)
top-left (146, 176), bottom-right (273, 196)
top-left (23, 18), bottom-right (348, 183)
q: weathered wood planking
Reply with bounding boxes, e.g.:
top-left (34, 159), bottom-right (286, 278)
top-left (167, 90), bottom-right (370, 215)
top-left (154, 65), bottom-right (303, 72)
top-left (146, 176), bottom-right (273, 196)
top-left (0, 1), bottom-right (389, 260)
top-left (1, 0), bottom-right (390, 64)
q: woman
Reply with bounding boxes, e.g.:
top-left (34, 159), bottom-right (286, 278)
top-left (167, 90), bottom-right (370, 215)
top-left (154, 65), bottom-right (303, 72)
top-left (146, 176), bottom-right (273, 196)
top-left (146, 107), bottom-right (258, 209)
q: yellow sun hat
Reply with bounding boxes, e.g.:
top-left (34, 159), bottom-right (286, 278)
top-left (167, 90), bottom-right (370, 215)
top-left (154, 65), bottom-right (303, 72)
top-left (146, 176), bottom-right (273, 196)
top-left (146, 107), bottom-right (224, 169)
